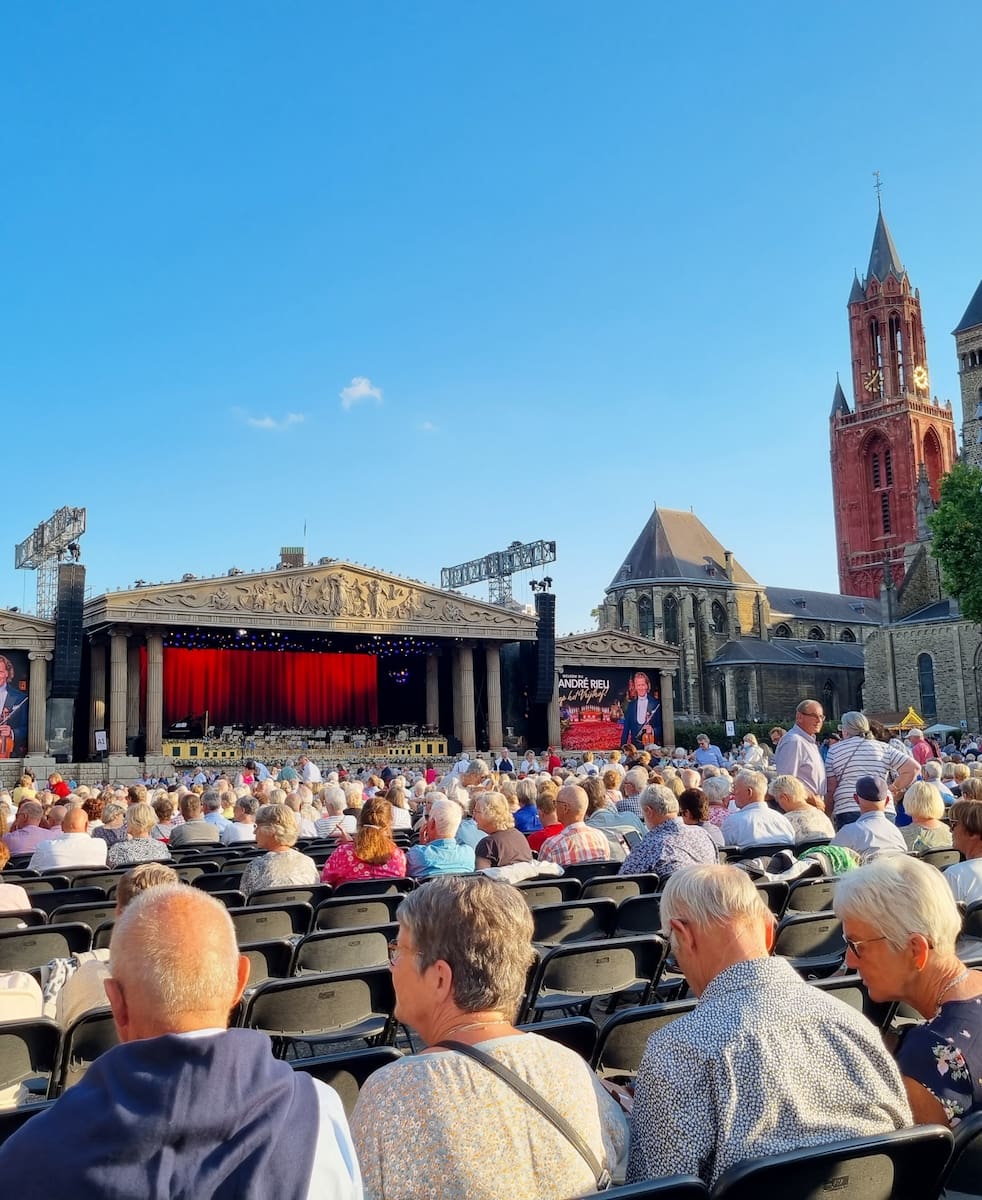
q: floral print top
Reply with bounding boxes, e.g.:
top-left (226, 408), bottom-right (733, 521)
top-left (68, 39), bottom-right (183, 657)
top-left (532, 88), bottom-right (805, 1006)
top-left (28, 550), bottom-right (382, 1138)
top-left (897, 995), bottom-right (982, 1123)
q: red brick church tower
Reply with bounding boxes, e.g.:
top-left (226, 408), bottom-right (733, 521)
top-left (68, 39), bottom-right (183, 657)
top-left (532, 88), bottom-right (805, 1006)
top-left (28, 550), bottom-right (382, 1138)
top-left (829, 206), bottom-right (957, 598)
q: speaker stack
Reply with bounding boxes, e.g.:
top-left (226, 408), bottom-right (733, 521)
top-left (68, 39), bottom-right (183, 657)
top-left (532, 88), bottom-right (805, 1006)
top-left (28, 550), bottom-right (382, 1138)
top-left (533, 592), bottom-right (556, 704)
top-left (52, 564), bottom-right (86, 698)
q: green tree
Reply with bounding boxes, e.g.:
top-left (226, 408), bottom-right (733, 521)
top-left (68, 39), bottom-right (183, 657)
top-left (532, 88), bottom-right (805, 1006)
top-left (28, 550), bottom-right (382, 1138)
top-left (928, 461), bottom-right (982, 622)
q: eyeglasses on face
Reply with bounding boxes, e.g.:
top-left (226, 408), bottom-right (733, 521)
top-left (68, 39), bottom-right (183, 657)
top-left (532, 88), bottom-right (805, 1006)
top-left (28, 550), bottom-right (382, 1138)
top-left (387, 940), bottom-right (421, 967)
top-left (845, 934), bottom-right (888, 958)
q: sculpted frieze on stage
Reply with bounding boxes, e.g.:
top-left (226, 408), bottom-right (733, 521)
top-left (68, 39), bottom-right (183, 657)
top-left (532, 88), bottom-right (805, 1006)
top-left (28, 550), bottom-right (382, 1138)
top-left (555, 630), bottom-right (680, 665)
top-left (0, 609), bottom-right (56, 643)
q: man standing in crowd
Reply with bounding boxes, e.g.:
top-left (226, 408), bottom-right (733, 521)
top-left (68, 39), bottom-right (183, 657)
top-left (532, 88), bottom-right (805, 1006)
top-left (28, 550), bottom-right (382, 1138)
top-left (773, 699), bottom-right (827, 801)
top-left (627, 865), bottom-right (911, 1187)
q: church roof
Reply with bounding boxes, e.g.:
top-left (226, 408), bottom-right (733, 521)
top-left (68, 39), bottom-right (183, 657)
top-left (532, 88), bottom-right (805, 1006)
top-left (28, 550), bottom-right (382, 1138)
top-left (848, 272), bottom-right (866, 304)
top-left (953, 279), bottom-right (982, 334)
top-left (865, 209), bottom-right (905, 283)
top-left (830, 378), bottom-right (850, 417)
top-left (707, 637), bottom-right (865, 669)
top-left (766, 586), bottom-right (880, 625)
top-left (894, 599), bottom-right (958, 625)
top-left (607, 507), bottom-right (758, 590)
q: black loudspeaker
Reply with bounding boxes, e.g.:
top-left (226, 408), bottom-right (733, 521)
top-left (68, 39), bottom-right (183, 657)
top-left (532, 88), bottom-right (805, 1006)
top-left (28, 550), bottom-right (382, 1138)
top-left (533, 592), bottom-right (556, 704)
top-left (51, 564), bottom-right (86, 698)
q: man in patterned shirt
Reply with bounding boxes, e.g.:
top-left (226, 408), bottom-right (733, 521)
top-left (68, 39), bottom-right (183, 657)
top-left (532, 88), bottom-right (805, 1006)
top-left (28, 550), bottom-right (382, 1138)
top-left (537, 784), bottom-right (611, 867)
top-left (627, 864), bottom-right (911, 1188)
top-left (618, 785), bottom-right (716, 877)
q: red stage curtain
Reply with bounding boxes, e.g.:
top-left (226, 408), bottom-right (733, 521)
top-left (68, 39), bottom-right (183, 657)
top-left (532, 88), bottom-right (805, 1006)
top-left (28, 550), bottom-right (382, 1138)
top-left (162, 649), bottom-right (378, 727)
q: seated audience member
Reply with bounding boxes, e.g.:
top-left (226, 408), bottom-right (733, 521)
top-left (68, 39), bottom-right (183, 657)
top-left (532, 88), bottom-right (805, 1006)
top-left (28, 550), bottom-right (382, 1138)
top-left (831, 776), bottom-right (907, 860)
top-left (384, 782), bottom-right (414, 831)
top-left (584, 775), bottom-right (642, 833)
top-left (0, 885), bottom-right (361, 1197)
top-left (315, 785), bottom-right (357, 839)
top-left (526, 786), bottom-right (562, 854)
top-left (720, 770), bottom-right (795, 848)
top-left (767, 774), bottom-right (835, 842)
top-left (239, 804), bottom-right (319, 898)
top-left (91, 802), bottom-right (129, 849)
top-left (321, 797), bottom-right (407, 887)
top-left (221, 795), bottom-right (259, 844)
top-left (921, 759), bottom-right (956, 806)
top-left (689, 733), bottom-right (727, 769)
top-left (0, 841), bottom-right (30, 913)
top-left (150, 796), bottom-right (178, 842)
top-left (351, 875), bottom-right (626, 1199)
top-left (737, 733), bottom-right (767, 769)
top-left (167, 794), bottom-right (221, 848)
top-left (29, 807), bottom-right (108, 871)
top-left (627, 865), bottom-right (911, 1188)
top-left (3, 799), bottom-right (57, 856)
top-left (201, 790), bottom-right (232, 835)
top-left (513, 778), bottom-right (542, 835)
top-left (700, 775), bottom-right (732, 828)
top-left (11, 774), bottom-right (37, 806)
top-left (835, 854), bottom-right (982, 1124)
top-left (406, 799), bottom-right (476, 880)
top-left (944, 799), bottom-right (982, 904)
top-left (677, 788), bottom-right (725, 850)
top-left (473, 792), bottom-right (533, 870)
top-left (900, 782), bottom-right (954, 853)
top-left (536, 784), bottom-right (612, 868)
top-left (620, 785), bottom-right (717, 877)
top-left (616, 766), bottom-right (649, 819)
top-left (107, 803), bottom-right (173, 868)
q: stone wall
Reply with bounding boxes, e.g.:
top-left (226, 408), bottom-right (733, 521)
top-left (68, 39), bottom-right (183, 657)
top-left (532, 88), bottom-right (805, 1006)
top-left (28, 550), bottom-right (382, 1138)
top-left (864, 620), bottom-right (982, 729)
top-left (957, 323), bottom-right (982, 469)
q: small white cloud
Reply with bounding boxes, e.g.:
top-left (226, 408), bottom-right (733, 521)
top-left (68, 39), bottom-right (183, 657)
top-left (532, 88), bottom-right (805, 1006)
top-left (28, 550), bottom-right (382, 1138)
top-left (420, 420), bottom-right (438, 433)
top-left (340, 376), bottom-right (383, 411)
top-left (244, 412), bottom-right (305, 431)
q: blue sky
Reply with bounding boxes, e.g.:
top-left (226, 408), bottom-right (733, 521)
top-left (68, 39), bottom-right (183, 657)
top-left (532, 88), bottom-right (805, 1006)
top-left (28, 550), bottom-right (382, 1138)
top-left (2, 2), bottom-right (980, 633)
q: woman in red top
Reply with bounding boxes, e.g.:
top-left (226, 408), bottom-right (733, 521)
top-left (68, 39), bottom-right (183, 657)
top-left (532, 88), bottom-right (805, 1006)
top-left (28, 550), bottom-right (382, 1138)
top-left (321, 796), bottom-right (408, 887)
top-left (526, 785), bottom-right (563, 854)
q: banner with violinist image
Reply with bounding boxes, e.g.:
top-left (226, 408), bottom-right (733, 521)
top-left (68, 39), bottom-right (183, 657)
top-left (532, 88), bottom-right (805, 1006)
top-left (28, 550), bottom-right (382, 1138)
top-left (0, 651), bottom-right (29, 759)
top-left (558, 666), bottom-right (661, 752)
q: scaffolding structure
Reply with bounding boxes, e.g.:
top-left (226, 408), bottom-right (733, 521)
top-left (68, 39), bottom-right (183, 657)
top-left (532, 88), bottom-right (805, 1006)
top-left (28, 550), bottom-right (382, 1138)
top-left (441, 539), bottom-right (556, 606)
top-left (14, 506), bottom-right (86, 618)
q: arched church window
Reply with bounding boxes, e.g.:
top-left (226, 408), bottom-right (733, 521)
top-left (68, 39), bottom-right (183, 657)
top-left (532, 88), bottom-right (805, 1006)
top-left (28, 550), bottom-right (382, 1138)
top-left (917, 653), bottom-right (937, 722)
top-left (839, 628), bottom-right (856, 643)
top-left (807, 627), bottom-right (825, 641)
top-left (663, 595), bottom-right (679, 645)
top-left (924, 428), bottom-right (943, 500)
top-left (773, 623), bottom-right (792, 638)
top-left (638, 594), bottom-right (654, 639)
top-left (889, 313), bottom-right (905, 391)
top-left (822, 679), bottom-right (838, 721)
top-left (884, 449), bottom-right (893, 486)
top-left (871, 453), bottom-right (881, 489)
top-left (881, 491), bottom-right (891, 534)
top-left (711, 600), bottom-right (728, 636)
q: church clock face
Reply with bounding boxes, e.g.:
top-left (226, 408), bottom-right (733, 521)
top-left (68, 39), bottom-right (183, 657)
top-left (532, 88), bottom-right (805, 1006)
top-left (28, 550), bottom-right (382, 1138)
top-left (863, 368), bottom-right (882, 392)
top-left (913, 364), bottom-right (929, 392)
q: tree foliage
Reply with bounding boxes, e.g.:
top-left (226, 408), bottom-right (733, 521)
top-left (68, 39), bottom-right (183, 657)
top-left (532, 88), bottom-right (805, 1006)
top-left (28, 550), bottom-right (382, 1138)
top-left (928, 461), bottom-right (982, 623)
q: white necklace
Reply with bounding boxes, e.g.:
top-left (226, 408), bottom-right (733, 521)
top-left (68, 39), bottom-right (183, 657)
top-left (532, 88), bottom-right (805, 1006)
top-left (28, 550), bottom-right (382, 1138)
top-left (936, 968), bottom-right (971, 1014)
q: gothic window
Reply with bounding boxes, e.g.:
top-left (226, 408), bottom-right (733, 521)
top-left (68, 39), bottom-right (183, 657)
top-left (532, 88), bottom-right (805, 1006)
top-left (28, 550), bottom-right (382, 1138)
top-left (822, 679), bottom-right (838, 721)
top-left (616, 599), bottom-right (624, 630)
top-left (638, 594), bottom-right (654, 639)
top-left (881, 491), bottom-right (891, 534)
top-left (884, 449), bottom-right (893, 486)
top-left (807, 627), bottom-right (825, 641)
top-left (869, 319), bottom-right (884, 393)
top-left (839, 628), bottom-right (856, 643)
top-left (663, 595), bottom-right (679, 645)
top-left (711, 600), bottom-right (728, 636)
top-left (773, 623), bottom-right (792, 638)
top-left (917, 653), bottom-right (937, 722)
top-left (889, 314), bottom-right (905, 391)
top-left (924, 428), bottom-right (943, 500)
top-left (871, 454), bottom-right (881, 489)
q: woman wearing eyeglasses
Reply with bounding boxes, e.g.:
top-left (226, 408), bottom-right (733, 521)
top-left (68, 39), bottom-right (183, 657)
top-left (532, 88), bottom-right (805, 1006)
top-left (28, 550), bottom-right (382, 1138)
top-left (350, 874), bottom-right (628, 1199)
top-left (834, 854), bottom-right (982, 1125)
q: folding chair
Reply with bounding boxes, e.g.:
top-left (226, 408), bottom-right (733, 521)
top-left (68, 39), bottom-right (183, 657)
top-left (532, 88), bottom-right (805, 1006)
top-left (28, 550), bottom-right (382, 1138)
top-left (754, 880), bottom-right (790, 918)
top-left (71, 870), bottom-right (129, 892)
top-left (773, 912), bottom-right (846, 978)
top-left (513, 878), bottom-right (582, 906)
top-left (48, 902), bottom-right (118, 934)
top-left (963, 900), bottom-right (982, 941)
top-left (531, 899), bottom-right (618, 947)
top-left (172, 864), bottom-right (218, 884)
top-left (292, 925), bottom-right (397, 975)
top-left (20, 876), bottom-right (71, 894)
top-left (331, 878), bottom-right (415, 899)
top-left (0, 924), bottom-right (92, 973)
top-left (53, 1006), bottom-right (120, 1095)
top-left (205, 890), bottom-right (247, 910)
top-left (519, 935), bottom-right (669, 1024)
top-left (558, 861), bottom-right (622, 885)
top-left (0, 910), bottom-right (46, 932)
top-left (919, 847), bottom-right (963, 871)
top-left (515, 1015), bottom-right (598, 1062)
top-left (578, 1176), bottom-right (707, 1199)
top-left (240, 938), bottom-right (296, 987)
top-left (580, 874), bottom-right (660, 904)
top-left (227, 903), bottom-right (313, 943)
top-left (613, 894), bottom-right (663, 938)
top-left (291, 1045), bottom-right (403, 1117)
top-left (92, 921), bottom-right (115, 951)
top-left (592, 999), bottom-right (698, 1079)
top-left (710, 1124), bottom-right (953, 1200)
top-left (810, 974), bottom-right (898, 1031)
top-left (247, 885), bottom-right (333, 909)
top-left (0, 1018), bottom-right (61, 1105)
top-left (0, 1099), bottom-right (55, 1144)
top-left (794, 836), bottom-right (832, 855)
top-left (192, 872), bottom-right (250, 894)
top-left (239, 968), bottom-right (396, 1058)
top-left (27, 887), bottom-right (107, 917)
top-left (785, 877), bottom-right (838, 914)
top-left (938, 1108), bottom-right (982, 1200)
top-left (313, 895), bottom-right (404, 931)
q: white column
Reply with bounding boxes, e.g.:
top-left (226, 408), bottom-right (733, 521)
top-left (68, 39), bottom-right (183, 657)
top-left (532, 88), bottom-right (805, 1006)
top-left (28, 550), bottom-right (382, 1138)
top-left (146, 632), bottom-right (164, 755)
top-left (89, 641), bottom-right (106, 756)
top-left (109, 630), bottom-right (128, 755)
top-left (485, 645), bottom-right (503, 751)
top-left (126, 639), bottom-right (141, 739)
top-left (458, 645), bottom-right (476, 753)
top-left (27, 652), bottom-right (50, 755)
top-left (425, 654), bottom-right (440, 728)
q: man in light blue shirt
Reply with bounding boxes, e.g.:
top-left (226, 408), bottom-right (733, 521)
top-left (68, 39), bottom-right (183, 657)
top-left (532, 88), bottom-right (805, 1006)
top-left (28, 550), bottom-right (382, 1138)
top-left (690, 734), bottom-right (727, 769)
top-left (832, 776), bottom-right (906, 859)
top-left (406, 799), bottom-right (476, 880)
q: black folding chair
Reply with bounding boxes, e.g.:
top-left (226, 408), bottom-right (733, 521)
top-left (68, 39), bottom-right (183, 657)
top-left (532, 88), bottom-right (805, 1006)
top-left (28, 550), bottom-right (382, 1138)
top-left (292, 925), bottom-right (397, 975)
top-left (810, 974), bottom-right (898, 1031)
top-left (613, 894), bottom-right (663, 938)
top-left (580, 874), bottom-right (660, 904)
top-left (313, 895), bottom-right (404, 931)
top-left (291, 1045), bottom-right (403, 1117)
top-left (0, 1018), bottom-right (61, 1103)
top-left (27, 888), bottom-right (107, 917)
top-left (71, 870), bottom-right (129, 893)
top-left (0, 910), bottom-right (46, 932)
top-left (331, 878), bottom-right (415, 899)
top-left (531, 899), bottom-right (618, 947)
top-left (794, 836), bottom-right (832, 856)
top-left (754, 880), bottom-right (790, 918)
top-left (963, 900), bottom-right (982, 941)
top-left (227, 903), bottom-right (313, 943)
top-left (558, 861), bottom-right (622, 885)
top-left (247, 884), bottom-right (333, 909)
top-left (710, 1125), bottom-right (953, 1200)
top-left (578, 1176), bottom-right (707, 1199)
top-left (48, 902), bottom-right (118, 934)
top-left (0, 924), bottom-right (92, 973)
top-left (773, 912), bottom-right (846, 978)
top-left (240, 938), bottom-right (296, 987)
top-left (193, 872), bottom-right (250, 894)
top-left (239, 968), bottom-right (396, 1057)
top-left (515, 1015), bottom-right (598, 1062)
top-left (0, 1099), bottom-right (55, 1144)
top-left (513, 878), bottom-right (582, 906)
top-left (785, 877), bottom-right (838, 913)
top-left (53, 1006), bottom-right (120, 1095)
top-left (92, 921), bottom-right (115, 951)
top-left (20, 876), bottom-right (71, 894)
top-left (919, 847), bottom-right (963, 871)
top-left (205, 890), bottom-right (247, 910)
top-left (938, 1108), bottom-right (982, 1199)
top-left (519, 935), bottom-right (669, 1024)
top-left (591, 999), bottom-right (698, 1079)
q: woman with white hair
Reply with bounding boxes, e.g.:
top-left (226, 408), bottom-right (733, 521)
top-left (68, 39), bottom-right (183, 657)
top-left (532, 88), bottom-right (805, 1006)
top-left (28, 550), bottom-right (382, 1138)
top-left (737, 733), bottom-right (767, 769)
top-left (835, 855), bottom-right (982, 1124)
top-left (107, 804), bottom-right (173, 867)
top-left (767, 774), bottom-right (834, 842)
top-left (239, 804), bottom-right (319, 899)
top-left (824, 711), bottom-right (918, 830)
top-left (472, 792), bottom-right (532, 870)
top-left (899, 782), bottom-right (953, 853)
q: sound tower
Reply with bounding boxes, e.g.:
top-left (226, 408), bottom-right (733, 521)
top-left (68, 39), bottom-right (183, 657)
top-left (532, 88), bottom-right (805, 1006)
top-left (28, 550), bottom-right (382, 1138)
top-left (52, 564), bottom-right (86, 698)
top-left (533, 591), bottom-right (556, 705)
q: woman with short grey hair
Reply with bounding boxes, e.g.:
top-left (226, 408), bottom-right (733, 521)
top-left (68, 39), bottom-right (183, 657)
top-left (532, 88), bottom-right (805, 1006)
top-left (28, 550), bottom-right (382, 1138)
top-left (473, 792), bottom-right (532, 870)
top-left (349, 875), bottom-right (627, 1199)
top-left (108, 803), bottom-right (172, 868)
top-left (834, 855), bottom-right (982, 1125)
top-left (239, 803), bottom-right (319, 899)
top-left (768, 774), bottom-right (834, 843)
top-left (899, 782), bottom-right (952, 852)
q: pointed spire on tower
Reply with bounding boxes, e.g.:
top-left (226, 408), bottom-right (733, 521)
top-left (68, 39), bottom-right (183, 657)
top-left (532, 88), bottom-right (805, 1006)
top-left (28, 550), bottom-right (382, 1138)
top-left (830, 374), bottom-right (850, 417)
top-left (848, 270), bottom-right (865, 304)
top-left (916, 461), bottom-right (935, 541)
top-left (866, 209), bottom-right (905, 283)
top-left (953, 279), bottom-right (982, 335)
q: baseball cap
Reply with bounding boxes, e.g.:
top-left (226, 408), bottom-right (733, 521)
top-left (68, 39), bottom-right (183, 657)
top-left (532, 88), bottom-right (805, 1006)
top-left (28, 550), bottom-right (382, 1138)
top-left (854, 775), bottom-right (889, 803)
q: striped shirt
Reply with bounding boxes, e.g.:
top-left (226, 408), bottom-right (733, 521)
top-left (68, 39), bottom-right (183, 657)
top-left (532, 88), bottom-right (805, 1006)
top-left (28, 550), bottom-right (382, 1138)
top-left (824, 736), bottom-right (913, 818)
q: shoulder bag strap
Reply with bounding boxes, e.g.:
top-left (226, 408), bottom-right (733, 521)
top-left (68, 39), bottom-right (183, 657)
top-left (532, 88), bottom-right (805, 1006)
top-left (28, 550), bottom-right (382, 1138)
top-left (435, 1039), bottom-right (610, 1190)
